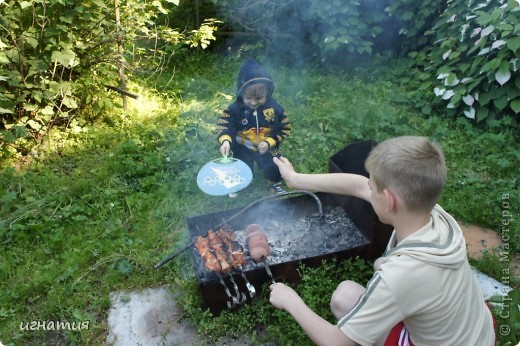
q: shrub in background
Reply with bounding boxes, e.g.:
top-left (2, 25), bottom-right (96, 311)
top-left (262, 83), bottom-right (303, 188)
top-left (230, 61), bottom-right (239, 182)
top-left (385, 0), bottom-right (447, 53)
top-left (390, 0), bottom-right (520, 126)
top-left (0, 0), bottom-right (219, 158)
top-left (207, 0), bottom-right (400, 64)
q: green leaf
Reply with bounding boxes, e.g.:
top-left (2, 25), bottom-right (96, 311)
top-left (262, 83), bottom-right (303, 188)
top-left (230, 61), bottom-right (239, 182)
top-left (496, 23), bottom-right (513, 31)
top-left (51, 48), bottom-right (79, 68)
top-left (495, 61), bottom-right (511, 86)
top-left (31, 90), bottom-right (43, 103)
top-left (59, 16), bottom-right (74, 24)
top-left (152, 1), bottom-right (168, 14)
top-left (480, 58), bottom-right (500, 74)
top-left (91, 0), bottom-right (107, 7)
top-left (476, 14), bottom-right (492, 27)
top-left (476, 107), bottom-right (489, 122)
top-left (24, 36), bottom-right (38, 49)
top-left (464, 106), bottom-right (475, 119)
top-left (421, 105), bottom-right (432, 115)
top-left (62, 95), bottom-right (78, 109)
top-left (0, 52), bottom-right (8, 63)
top-left (480, 92), bottom-right (491, 106)
top-left (402, 11), bottom-right (413, 20)
top-left (26, 119), bottom-right (41, 130)
top-left (511, 99), bottom-right (520, 114)
top-left (41, 105), bottom-right (54, 115)
top-left (19, 1), bottom-right (32, 9)
top-left (449, 51), bottom-right (461, 60)
top-left (2, 131), bottom-right (16, 143)
top-left (507, 37), bottom-right (520, 52)
top-left (462, 95), bottom-right (475, 106)
top-left (438, 65), bottom-right (453, 75)
top-left (494, 96), bottom-right (508, 110)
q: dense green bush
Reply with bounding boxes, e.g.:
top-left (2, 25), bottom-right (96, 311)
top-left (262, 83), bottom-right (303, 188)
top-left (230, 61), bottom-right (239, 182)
top-left (385, 0), bottom-right (447, 52)
top-left (207, 0), bottom-right (398, 62)
top-left (389, 0), bottom-right (520, 125)
top-left (0, 0), bottom-right (219, 158)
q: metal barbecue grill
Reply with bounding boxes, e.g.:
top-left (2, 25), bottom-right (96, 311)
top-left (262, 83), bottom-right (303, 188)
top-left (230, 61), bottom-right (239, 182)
top-left (187, 140), bottom-right (393, 314)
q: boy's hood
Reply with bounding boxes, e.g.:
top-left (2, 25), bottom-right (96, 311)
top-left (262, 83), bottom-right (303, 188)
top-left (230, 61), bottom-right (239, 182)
top-left (385, 205), bottom-right (468, 269)
top-left (236, 59), bottom-right (274, 101)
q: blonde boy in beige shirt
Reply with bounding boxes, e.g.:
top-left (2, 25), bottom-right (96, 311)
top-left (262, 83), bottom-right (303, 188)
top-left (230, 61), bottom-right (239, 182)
top-left (269, 136), bottom-right (495, 346)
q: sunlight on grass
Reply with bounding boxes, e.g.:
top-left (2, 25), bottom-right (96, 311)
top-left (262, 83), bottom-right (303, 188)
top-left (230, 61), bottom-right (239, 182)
top-left (125, 83), bottom-right (178, 121)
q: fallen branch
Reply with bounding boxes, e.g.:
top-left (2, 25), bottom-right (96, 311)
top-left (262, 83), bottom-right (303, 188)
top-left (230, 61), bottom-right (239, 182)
top-left (105, 85), bottom-right (139, 99)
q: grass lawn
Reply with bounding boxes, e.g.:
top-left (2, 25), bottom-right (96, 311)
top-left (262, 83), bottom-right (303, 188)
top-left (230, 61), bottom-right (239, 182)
top-left (0, 52), bottom-right (518, 345)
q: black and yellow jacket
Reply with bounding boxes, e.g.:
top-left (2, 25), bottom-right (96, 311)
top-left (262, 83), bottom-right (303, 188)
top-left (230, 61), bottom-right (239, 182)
top-left (217, 59), bottom-right (291, 153)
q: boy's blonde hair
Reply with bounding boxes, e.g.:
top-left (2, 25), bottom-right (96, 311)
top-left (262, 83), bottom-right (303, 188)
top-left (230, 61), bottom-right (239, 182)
top-left (365, 136), bottom-right (447, 212)
top-left (244, 83), bottom-right (268, 98)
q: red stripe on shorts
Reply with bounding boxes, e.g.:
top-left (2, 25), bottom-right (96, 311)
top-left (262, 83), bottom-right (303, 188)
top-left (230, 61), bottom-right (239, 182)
top-left (384, 322), bottom-right (414, 346)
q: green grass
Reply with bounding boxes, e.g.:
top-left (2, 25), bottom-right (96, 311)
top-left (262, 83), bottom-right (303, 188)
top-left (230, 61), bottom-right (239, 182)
top-left (0, 52), bottom-right (518, 345)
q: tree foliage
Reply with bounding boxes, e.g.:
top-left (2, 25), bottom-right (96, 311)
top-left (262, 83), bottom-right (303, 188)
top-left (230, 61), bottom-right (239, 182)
top-left (388, 0), bottom-right (520, 125)
top-left (0, 0), bottom-right (219, 157)
top-left (208, 0), bottom-right (397, 60)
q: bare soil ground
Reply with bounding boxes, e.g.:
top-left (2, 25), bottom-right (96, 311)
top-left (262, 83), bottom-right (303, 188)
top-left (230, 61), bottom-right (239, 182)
top-left (459, 222), bottom-right (519, 277)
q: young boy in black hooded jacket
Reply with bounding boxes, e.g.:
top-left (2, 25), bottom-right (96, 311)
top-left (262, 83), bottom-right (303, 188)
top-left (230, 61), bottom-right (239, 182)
top-left (217, 59), bottom-right (291, 197)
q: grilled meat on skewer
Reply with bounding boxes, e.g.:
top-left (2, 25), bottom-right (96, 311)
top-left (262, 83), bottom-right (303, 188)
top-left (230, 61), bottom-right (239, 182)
top-left (230, 250), bottom-right (246, 268)
top-left (195, 236), bottom-right (222, 272)
top-left (195, 228), bottom-right (237, 274)
top-left (195, 226), bottom-right (249, 274)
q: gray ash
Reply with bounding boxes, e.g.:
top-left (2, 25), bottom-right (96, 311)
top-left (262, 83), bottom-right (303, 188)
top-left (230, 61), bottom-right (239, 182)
top-left (235, 206), bottom-right (369, 267)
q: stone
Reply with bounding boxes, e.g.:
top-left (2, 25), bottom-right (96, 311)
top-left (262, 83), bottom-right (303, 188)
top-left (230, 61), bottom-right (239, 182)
top-left (106, 286), bottom-right (199, 346)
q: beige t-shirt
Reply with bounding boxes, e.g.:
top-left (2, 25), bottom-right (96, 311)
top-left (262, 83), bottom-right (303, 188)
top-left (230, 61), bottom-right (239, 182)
top-left (338, 205), bottom-right (495, 346)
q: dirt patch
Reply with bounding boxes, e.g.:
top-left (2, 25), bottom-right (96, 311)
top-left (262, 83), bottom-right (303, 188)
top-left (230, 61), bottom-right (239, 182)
top-left (458, 223), bottom-right (502, 259)
top-left (458, 223), bottom-right (520, 278)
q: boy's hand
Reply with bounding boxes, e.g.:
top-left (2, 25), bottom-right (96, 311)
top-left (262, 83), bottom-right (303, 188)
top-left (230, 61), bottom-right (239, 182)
top-left (269, 282), bottom-right (302, 311)
top-left (258, 141), bottom-right (269, 154)
top-left (273, 156), bottom-right (296, 184)
top-left (220, 141), bottom-right (230, 156)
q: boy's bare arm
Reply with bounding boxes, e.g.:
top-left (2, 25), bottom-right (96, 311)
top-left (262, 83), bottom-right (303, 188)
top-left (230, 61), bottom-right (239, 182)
top-left (270, 283), bottom-right (357, 346)
top-left (273, 157), bottom-right (371, 202)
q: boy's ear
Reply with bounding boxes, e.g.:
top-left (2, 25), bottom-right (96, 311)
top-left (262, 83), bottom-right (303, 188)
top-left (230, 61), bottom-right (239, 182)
top-left (383, 188), bottom-right (397, 212)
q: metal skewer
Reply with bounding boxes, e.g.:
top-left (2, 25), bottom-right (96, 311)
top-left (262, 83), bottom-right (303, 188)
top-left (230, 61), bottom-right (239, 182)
top-left (217, 275), bottom-right (239, 309)
top-left (239, 268), bottom-right (256, 299)
top-left (260, 256), bottom-right (276, 284)
top-left (228, 274), bottom-right (247, 305)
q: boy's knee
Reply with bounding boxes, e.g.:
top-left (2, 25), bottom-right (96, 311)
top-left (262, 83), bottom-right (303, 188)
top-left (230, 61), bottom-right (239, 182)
top-left (330, 280), bottom-right (366, 320)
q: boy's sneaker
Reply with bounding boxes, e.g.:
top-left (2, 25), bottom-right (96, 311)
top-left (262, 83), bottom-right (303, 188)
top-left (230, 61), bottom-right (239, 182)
top-left (268, 182), bottom-right (286, 194)
top-left (228, 193), bottom-right (238, 198)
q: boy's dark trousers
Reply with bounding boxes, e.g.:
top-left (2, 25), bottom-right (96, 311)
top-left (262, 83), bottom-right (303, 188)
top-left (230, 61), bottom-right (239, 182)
top-left (232, 143), bottom-right (282, 183)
